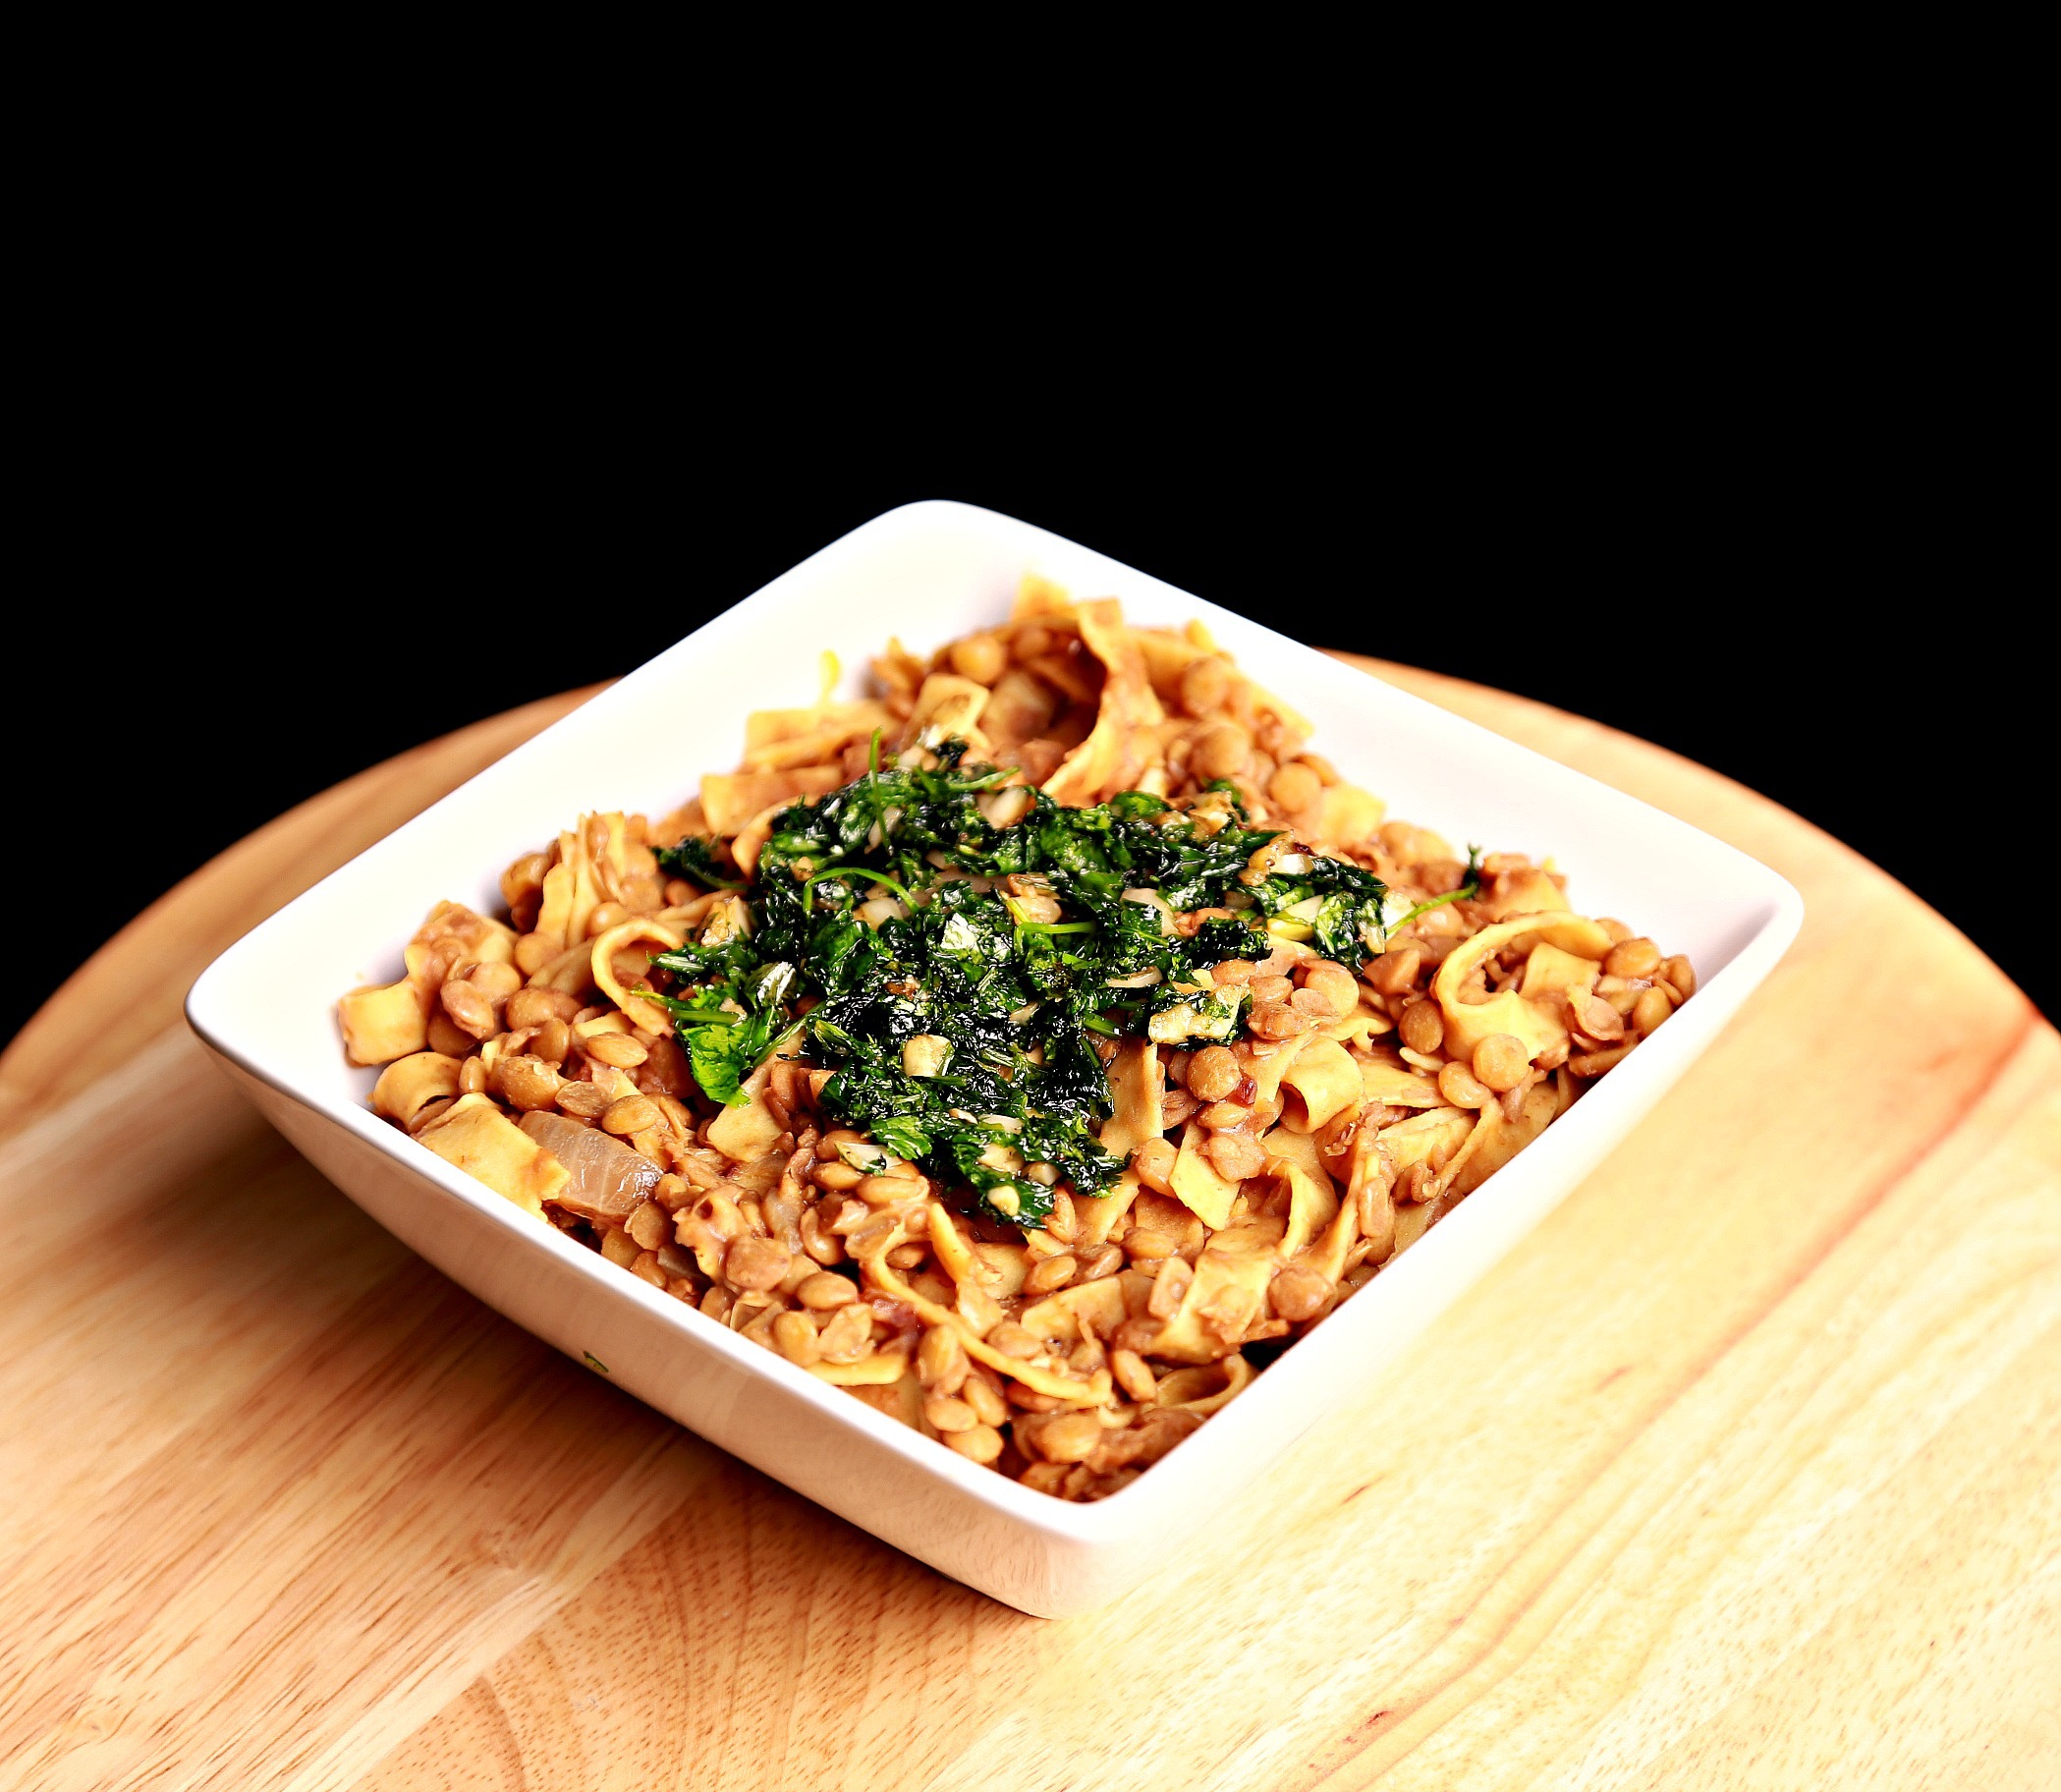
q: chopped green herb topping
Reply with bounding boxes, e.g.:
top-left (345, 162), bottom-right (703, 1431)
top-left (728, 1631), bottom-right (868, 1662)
top-left (653, 834), bottom-right (745, 891)
top-left (1377, 845), bottom-right (1485, 936)
top-left (645, 741), bottom-right (1420, 1228)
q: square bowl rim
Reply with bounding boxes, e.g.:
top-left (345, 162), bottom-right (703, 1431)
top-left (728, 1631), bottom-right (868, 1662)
top-left (185, 496), bottom-right (1805, 1549)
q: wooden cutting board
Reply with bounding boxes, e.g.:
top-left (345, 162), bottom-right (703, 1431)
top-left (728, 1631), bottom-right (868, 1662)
top-left (3, 662), bottom-right (2056, 1792)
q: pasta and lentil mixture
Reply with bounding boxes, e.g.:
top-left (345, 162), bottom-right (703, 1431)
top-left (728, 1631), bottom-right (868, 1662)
top-left (340, 578), bottom-right (1695, 1500)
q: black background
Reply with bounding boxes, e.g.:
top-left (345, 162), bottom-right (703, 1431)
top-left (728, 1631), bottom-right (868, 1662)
top-left (8, 411), bottom-right (2048, 1046)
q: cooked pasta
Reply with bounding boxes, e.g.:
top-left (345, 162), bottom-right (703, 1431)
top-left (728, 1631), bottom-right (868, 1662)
top-left (339, 577), bottom-right (1696, 1499)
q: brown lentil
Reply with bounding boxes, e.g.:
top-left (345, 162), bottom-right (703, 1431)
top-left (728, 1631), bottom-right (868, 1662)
top-left (1205, 1131), bottom-right (1268, 1182)
top-left (1247, 1001), bottom-right (1308, 1041)
top-left (923, 1393), bottom-right (979, 1432)
top-left (1633, 985), bottom-right (1674, 1034)
top-left (822, 1197), bottom-right (871, 1235)
top-left (1111, 1348), bottom-right (1157, 1403)
top-left (796, 1270), bottom-right (858, 1310)
top-left (1013, 620), bottom-right (1056, 660)
top-left (1399, 999), bottom-right (1447, 1056)
top-left (506, 985), bottom-right (572, 1031)
top-left (625, 1199), bottom-right (670, 1252)
top-left (1574, 993), bottom-right (1625, 1041)
top-left (858, 1172), bottom-right (928, 1204)
top-left (1110, 1316), bottom-right (1164, 1355)
top-left (1187, 1045), bottom-right (1242, 1102)
top-left (944, 1425), bottom-right (1004, 1465)
top-left (961, 1374), bottom-right (1009, 1428)
top-left (815, 1303), bottom-right (874, 1362)
top-left (1269, 1264), bottom-right (1329, 1322)
top-left (772, 1312), bottom-right (821, 1366)
top-left (918, 1323), bottom-right (969, 1392)
top-left (843, 1212), bottom-right (903, 1258)
top-left (501, 850), bottom-right (550, 908)
top-left (1133, 1137), bottom-right (1178, 1195)
top-left (585, 1031), bottom-right (649, 1069)
top-left (1125, 1228), bottom-right (1178, 1261)
top-left (1191, 720), bottom-right (1253, 782)
top-left (1033, 1410), bottom-right (1103, 1464)
top-left (986, 1322), bottom-right (1042, 1360)
top-left (1074, 1243), bottom-right (1123, 1281)
top-left (1471, 1033), bottom-right (1532, 1093)
top-left (1605, 936), bottom-right (1662, 980)
top-left (473, 961), bottom-right (525, 1001)
top-left (425, 1012), bottom-right (473, 1060)
top-left (1301, 961), bottom-right (1361, 1015)
top-left (1267, 759), bottom-right (1321, 813)
top-left (1024, 1254), bottom-right (1078, 1296)
top-left (724, 1235), bottom-right (791, 1292)
top-left (948, 632), bottom-right (1007, 684)
top-left (797, 1206), bottom-right (843, 1263)
top-left (602, 1094), bottom-right (663, 1137)
top-left (584, 901), bottom-right (630, 940)
top-left (493, 1055), bottom-right (562, 1111)
top-left (1178, 654), bottom-right (1231, 716)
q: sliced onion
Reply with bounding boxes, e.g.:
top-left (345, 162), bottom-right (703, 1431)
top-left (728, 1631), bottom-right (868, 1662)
top-left (1122, 887), bottom-right (1178, 935)
top-left (519, 1110), bottom-right (661, 1224)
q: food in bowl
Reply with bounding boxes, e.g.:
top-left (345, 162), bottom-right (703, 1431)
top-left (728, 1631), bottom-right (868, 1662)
top-left (338, 577), bottom-right (1696, 1500)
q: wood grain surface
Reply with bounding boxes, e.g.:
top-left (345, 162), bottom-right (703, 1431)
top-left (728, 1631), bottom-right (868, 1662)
top-left (2, 660), bottom-right (2055, 1792)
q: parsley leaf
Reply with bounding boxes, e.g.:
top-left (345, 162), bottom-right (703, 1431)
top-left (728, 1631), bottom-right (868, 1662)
top-left (653, 835), bottom-right (744, 891)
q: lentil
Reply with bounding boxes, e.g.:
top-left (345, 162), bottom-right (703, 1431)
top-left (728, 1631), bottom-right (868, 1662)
top-left (1269, 1264), bottom-right (1329, 1322)
top-left (724, 1235), bottom-right (791, 1292)
top-left (1471, 1034), bottom-right (1531, 1093)
top-left (944, 1425), bottom-right (1004, 1464)
top-left (602, 1094), bottom-right (663, 1136)
top-left (772, 1312), bottom-right (821, 1365)
top-left (1399, 999), bottom-right (1446, 1055)
top-left (1111, 1348), bottom-right (1157, 1403)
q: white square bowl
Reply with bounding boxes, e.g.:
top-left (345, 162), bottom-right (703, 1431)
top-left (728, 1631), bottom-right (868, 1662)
top-left (185, 499), bottom-right (1803, 1618)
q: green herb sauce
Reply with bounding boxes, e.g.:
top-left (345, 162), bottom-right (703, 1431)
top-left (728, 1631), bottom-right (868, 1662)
top-left (648, 740), bottom-right (1420, 1228)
